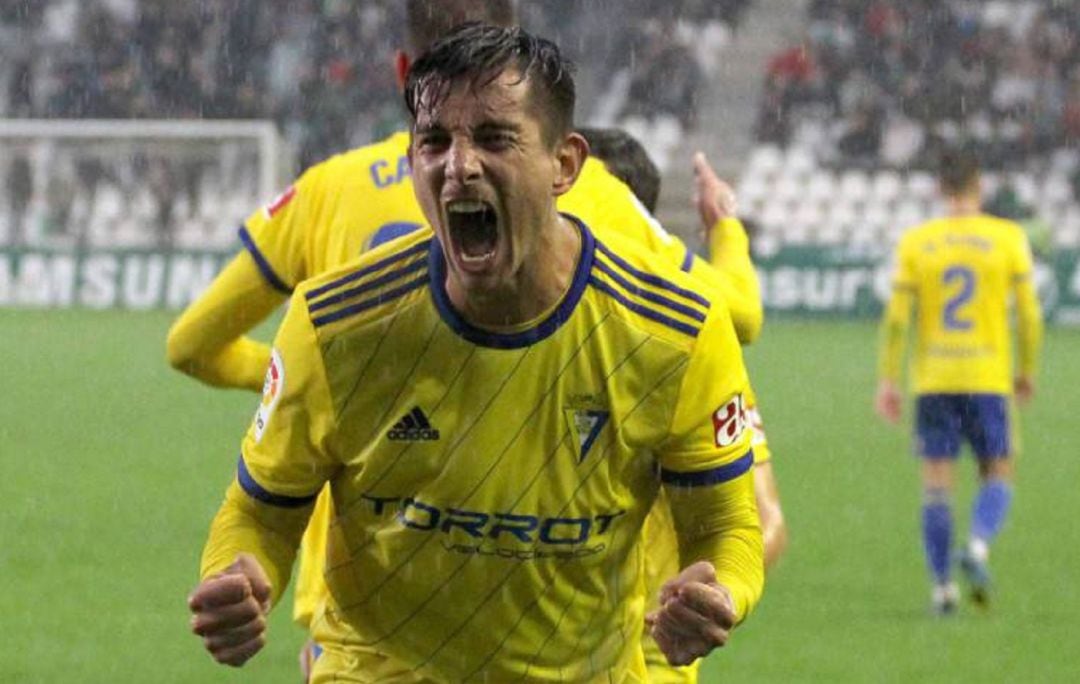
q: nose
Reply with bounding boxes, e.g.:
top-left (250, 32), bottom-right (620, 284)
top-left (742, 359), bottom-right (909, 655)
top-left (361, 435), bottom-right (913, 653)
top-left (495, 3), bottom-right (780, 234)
top-left (446, 138), bottom-right (481, 185)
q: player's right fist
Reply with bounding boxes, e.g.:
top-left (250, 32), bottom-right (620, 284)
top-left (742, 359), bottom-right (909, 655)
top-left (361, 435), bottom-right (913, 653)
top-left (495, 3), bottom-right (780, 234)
top-left (188, 553), bottom-right (272, 667)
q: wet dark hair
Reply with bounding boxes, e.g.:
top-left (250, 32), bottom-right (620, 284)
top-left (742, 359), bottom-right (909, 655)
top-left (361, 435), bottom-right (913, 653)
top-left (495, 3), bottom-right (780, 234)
top-left (405, 0), bottom-right (517, 55)
top-left (579, 127), bottom-right (661, 213)
top-left (404, 23), bottom-right (576, 146)
top-left (938, 147), bottom-right (981, 196)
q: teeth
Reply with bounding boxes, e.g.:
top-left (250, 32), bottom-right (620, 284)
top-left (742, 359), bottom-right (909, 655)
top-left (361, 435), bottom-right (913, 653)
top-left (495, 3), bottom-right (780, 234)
top-left (447, 200), bottom-right (487, 213)
top-left (461, 250), bottom-right (495, 263)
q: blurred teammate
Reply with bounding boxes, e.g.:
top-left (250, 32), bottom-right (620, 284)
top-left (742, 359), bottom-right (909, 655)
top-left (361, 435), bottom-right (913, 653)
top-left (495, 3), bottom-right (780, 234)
top-left (875, 148), bottom-right (1043, 614)
top-left (188, 24), bottom-right (763, 681)
top-left (583, 128), bottom-right (785, 682)
top-left (584, 128), bottom-right (785, 566)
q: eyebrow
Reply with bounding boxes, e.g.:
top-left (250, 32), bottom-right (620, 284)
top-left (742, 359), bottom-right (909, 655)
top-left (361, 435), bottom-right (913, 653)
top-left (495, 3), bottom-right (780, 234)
top-left (474, 120), bottom-right (522, 134)
top-left (414, 119), bottom-right (523, 136)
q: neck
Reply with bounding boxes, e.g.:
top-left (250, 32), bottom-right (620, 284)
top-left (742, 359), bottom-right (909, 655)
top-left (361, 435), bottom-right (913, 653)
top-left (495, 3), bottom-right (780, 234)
top-left (449, 213), bottom-right (582, 329)
top-left (946, 192), bottom-right (981, 217)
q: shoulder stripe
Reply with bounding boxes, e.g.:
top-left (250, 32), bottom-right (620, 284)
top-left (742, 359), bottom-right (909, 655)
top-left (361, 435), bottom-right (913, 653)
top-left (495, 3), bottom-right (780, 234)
top-left (308, 258), bottom-right (426, 313)
top-left (595, 240), bottom-right (710, 308)
top-left (594, 259), bottom-right (706, 323)
top-left (660, 451), bottom-right (754, 487)
top-left (305, 239), bottom-right (431, 301)
top-left (238, 226), bottom-right (292, 294)
top-left (680, 248), bottom-right (694, 273)
top-left (589, 275), bottom-right (701, 337)
top-left (311, 274), bottom-right (427, 328)
top-left (237, 455), bottom-right (318, 508)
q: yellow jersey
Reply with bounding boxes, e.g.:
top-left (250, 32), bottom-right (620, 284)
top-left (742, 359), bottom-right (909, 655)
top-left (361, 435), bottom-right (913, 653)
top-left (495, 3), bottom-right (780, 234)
top-left (880, 213), bottom-right (1042, 395)
top-left (233, 132), bottom-right (765, 634)
top-left (201, 224), bottom-right (762, 682)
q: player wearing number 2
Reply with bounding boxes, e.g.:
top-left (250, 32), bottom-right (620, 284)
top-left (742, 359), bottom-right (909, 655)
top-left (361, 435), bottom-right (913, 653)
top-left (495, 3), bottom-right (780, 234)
top-left (875, 148), bottom-right (1043, 614)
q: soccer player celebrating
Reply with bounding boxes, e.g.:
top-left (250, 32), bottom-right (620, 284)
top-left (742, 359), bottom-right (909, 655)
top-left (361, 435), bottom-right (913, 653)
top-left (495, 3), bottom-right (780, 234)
top-left (875, 148), bottom-right (1043, 614)
top-left (188, 24), bottom-right (763, 681)
top-left (171, 1), bottom-right (770, 680)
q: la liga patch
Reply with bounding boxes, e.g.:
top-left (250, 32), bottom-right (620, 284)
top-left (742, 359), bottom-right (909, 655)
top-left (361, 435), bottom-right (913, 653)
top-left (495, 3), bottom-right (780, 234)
top-left (712, 394), bottom-right (746, 448)
top-left (263, 185), bottom-right (297, 219)
top-left (253, 349), bottom-right (284, 442)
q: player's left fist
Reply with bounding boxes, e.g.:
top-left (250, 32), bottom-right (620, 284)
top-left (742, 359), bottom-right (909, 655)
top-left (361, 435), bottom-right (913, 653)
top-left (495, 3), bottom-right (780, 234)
top-left (645, 561), bottom-right (737, 666)
top-left (188, 553), bottom-right (272, 667)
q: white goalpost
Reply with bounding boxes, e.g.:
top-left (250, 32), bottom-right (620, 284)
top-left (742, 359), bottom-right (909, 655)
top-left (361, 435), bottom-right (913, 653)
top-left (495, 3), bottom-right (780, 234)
top-left (0, 119), bottom-right (283, 250)
top-left (0, 119), bottom-right (285, 308)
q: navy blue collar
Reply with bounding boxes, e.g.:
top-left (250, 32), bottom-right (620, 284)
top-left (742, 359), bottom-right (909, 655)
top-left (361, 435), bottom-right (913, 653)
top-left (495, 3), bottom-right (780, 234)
top-left (428, 214), bottom-right (595, 349)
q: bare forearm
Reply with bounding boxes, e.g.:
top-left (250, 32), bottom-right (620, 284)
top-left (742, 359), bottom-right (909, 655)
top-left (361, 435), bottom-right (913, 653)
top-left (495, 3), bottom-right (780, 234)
top-left (754, 463), bottom-right (787, 570)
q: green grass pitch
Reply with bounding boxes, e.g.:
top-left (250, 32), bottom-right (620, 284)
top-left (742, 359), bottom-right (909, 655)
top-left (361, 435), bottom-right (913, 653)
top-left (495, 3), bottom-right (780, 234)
top-left (2, 310), bottom-right (1077, 682)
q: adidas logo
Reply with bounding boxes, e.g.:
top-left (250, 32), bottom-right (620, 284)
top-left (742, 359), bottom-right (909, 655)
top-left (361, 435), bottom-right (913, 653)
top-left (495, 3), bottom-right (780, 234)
top-left (387, 406), bottom-right (440, 441)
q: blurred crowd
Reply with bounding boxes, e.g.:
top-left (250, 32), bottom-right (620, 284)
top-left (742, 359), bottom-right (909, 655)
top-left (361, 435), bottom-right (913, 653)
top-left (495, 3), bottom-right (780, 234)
top-left (0, 0), bottom-right (405, 170)
top-left (0, 0), bottom-right (751, 248)
top-left (0, 0), bottom-right (748, 172)
top-left (756, 0), bottom-right (1080, 170)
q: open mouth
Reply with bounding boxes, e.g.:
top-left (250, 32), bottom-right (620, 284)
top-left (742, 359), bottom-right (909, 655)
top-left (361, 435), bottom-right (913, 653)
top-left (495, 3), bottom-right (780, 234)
top-left (446, 200), bottom-right (499, 269)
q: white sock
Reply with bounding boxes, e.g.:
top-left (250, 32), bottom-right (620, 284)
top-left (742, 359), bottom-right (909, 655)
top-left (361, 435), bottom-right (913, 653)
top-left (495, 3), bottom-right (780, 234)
top-left (968, 537), bottom-right (989, 563)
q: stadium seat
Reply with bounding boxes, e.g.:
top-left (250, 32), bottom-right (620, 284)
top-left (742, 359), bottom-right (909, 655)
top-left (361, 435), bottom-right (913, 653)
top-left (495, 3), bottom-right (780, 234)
top-left (737, 175), bottom-right (771, 205)
top-left (1056, 210), bottom-right (1080, 248)
top-left (1040, 172), bottom-right (1073, 205)
top-left (760, 202), bottom-right (790, 235)
top-left (805, 172), bottom-right (835, 203)
top-left (871, 170), bottom-right (903, 204)
top-left (772, 174), bottom-right (805, 205)
top-left (748, 145), bottom-right (785, 177)
top-left (907, 172), bottom-right (937, 200)
top-left (785, 146), bottom-right (816, 176)
top-left (1009, 174), bottom-right (1037, 206)
top-left (1050, 147), bottom-right (1079, 174)
top-left (895, 199), bottom-right (926, 230)
top-left (839, 170), bottom-right (871, 203)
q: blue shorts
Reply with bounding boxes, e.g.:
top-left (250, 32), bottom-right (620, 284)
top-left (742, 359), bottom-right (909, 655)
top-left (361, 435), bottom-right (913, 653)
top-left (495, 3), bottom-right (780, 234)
top-left (915, 393), bottom-right (1011, 459)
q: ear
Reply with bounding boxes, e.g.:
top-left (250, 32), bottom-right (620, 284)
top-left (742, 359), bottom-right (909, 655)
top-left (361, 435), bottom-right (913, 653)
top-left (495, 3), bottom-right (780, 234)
top-left (394, 50), bottom-right (411, 90)
top-left (552, 132), bottom-right (589, 197)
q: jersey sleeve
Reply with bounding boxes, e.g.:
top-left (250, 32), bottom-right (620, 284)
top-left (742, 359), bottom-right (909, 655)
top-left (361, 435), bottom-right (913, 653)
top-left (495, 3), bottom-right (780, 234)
top-left (240, 163), bottom-right (329, 292)
top-left (165, 251), bottom-right (284, 391)
top-left (1010, 228), bottom-right (1043, 379)
top-left (240, 293), bottom-right (340, 497)
top-left (696, 217), bottom-right (763, 344)
top-left (200, 291), bottom-right (340, 601)
top-left (657, 299), bottom-right (763, 621)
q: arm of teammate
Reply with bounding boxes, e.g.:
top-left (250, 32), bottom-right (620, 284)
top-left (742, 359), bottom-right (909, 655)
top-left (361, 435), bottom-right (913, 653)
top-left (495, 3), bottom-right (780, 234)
top-left (166, 252), bottom-right (287, 391)
top-left (741, 393), bottom-right (787, 569)
top-left (754, 460), bottom-right (787, 569)
top-left (1012, 236), bottom-right (1043, 404)
top-left (190, 290), bottom-right (337, 667)
top-left (646, 300), bottom-right (764, 666)
top-left (876, 240), bottom-right (914, 423)
top-left (692, 151), bottom-right (763, 344)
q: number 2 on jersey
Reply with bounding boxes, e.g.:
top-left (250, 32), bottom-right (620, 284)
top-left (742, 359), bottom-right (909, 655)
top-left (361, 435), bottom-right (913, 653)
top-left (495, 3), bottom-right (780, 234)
top-left (942, 265), bottom-right (975, 330)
